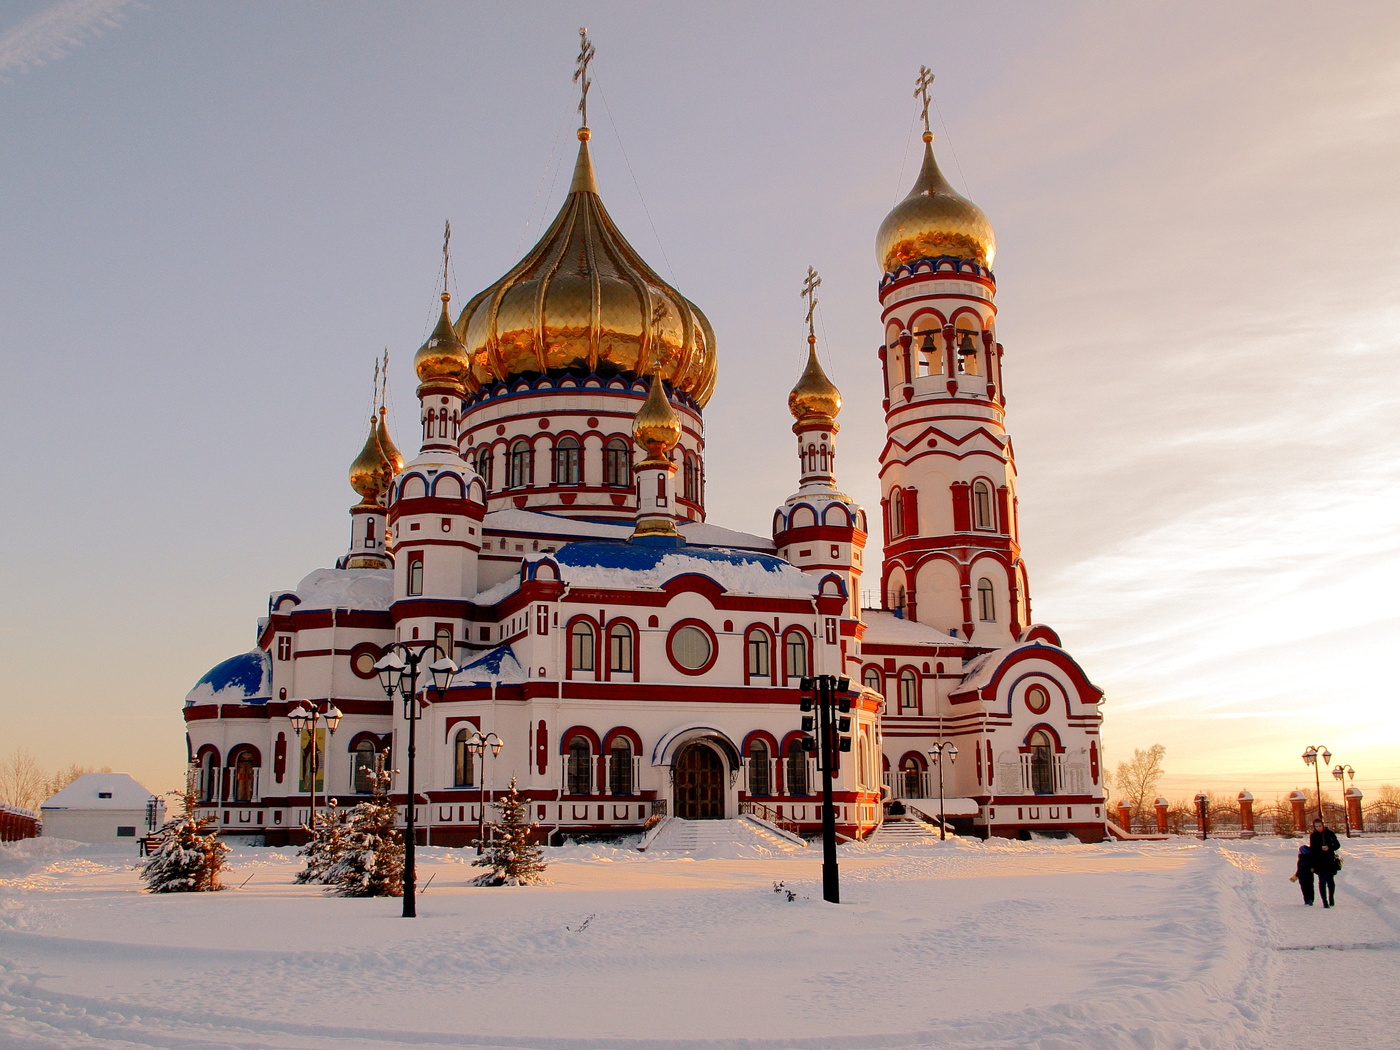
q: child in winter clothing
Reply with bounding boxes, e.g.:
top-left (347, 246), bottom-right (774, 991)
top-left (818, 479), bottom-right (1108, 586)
top-left (1289, 844), bottom-right (1315, 905)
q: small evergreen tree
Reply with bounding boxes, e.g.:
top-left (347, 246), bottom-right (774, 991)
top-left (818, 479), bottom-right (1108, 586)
top-left (295, 799), bottom-right (347, 884)
top-left (141, 774), bottom-right (229, 893)
top-left (473, 777), bottom-right (547, 886)
top-left (324, 760), bottom-right (403, 897)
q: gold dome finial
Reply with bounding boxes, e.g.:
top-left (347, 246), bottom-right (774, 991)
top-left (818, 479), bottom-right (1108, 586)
top-left (876, 67), bottom-right (995, 274)
top-left (789, 335), bottom-right (842, 423)
top-left (349, 415), bottom-right (390, 503)
top-left (633, 375), bottom-right (682, 463)
top-left (415, 221), bottom-right (471, 387)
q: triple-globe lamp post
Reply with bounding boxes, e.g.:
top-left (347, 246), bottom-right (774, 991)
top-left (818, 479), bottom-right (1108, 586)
top-left (287, 701), bottom-right (343, 833)
top-left (1332, 763), bottom-right (1356, 837)
top-left (927, 741), bottom-right (958, 841)
top-left (1301, 745), bottom-right (1332, 823)
top-left (374, 644), bottom-right (456, 918)
top-left (465, 732), bottom-right (504, 855)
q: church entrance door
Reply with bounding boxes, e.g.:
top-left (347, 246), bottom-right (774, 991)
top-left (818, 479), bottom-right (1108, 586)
top-left (674, 741), bottom-right (725, 820)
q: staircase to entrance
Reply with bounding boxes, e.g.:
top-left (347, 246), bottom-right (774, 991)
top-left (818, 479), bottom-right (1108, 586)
top-left (639, 817), bottom-right (807, 853)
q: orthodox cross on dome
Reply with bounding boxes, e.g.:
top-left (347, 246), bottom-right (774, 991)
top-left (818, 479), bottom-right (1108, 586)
top-left (914, 65), bottom-right (935, 137)
top-left (380, 348), bottom-right (389, 409)
top-left (442, 219), bottom-right (451, 295)
top-left (801, 266), bottom-right (821, 340)
top-left (574, 28), bottom-right (596, 128)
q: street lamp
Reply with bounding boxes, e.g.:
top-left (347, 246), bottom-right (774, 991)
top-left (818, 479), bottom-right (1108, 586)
top-left (465, 732), bottom-right (504, 855)
top-left (287, 701), bottom-right (343, 834)
top-left (1332, 764), bottom-right (1356, 837)
top-left (1301, 745), bottom-right (1332, 822)
top-left (374, 643), bottom-right (456, 918)
top-left (927, 742), bottom-right (958, 841)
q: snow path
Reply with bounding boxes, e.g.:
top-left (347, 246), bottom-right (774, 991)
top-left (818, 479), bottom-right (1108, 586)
top-left (1, 837), bottom-right (1397, 1049)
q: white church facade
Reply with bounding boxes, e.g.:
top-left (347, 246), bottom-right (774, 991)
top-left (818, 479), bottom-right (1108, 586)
top-left (183, 70), bottom-right (1107, 846)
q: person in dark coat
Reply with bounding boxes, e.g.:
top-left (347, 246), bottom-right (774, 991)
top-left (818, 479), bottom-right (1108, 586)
top-left (1290, 844), bottom-right (1315, 905)
top-left (1308, 819), bottom-right (1341, 907)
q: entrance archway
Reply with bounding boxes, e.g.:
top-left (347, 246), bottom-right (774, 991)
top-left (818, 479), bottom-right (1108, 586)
top-left (674, 741), bottom-right (726, 819)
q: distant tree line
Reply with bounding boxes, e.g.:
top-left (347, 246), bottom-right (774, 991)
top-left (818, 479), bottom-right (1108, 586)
top-left (0, 747), bottom-right (111, 812)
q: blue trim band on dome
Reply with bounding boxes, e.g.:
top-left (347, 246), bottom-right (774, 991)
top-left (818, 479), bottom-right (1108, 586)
top-left (553, 540), bottom-right (791, 573)
top-left (878, 256), bottom-right (995, 288)
top-left (465, 370), bottom-right (703, 413)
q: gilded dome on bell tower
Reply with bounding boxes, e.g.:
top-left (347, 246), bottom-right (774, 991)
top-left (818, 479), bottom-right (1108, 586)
top-left (456, 129), bottom-right (718, 407)
top-left (788, 336), bottom-right (842, 425)
top-left (875, 133), bottom-right (996, 274)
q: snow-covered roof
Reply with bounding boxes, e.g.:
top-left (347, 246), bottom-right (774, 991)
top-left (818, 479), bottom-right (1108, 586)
top-left (471, 575), bottom-right (522, 606)
top-left (452, 644), bottom-right (527, 686)
top-left (956, 641), bottom-right (1053, 694)
top-left (285, 567), bottom-right (394, 612)
top-left (185, 648), bottom-right (271, 706)
top-left (861, 609), bottom-right (960, 646)
top-left (553, 541), bottom-right (818, 598)
top-left (482, 509), bottom-right (773, 552)
top-left (41, 773), bottom-right (154, 811)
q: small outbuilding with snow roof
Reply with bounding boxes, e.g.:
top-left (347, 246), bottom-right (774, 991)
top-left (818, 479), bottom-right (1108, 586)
top-left (40, 773), bottom-right (163, 844)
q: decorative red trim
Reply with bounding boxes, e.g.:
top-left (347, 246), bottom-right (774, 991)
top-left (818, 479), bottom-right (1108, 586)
top-left (742, 624), bottom-right (776, 685)
top-left (1019, 722), bottom-right (1066, 754)
top-left (601, 726), bottom-right (643, 753)
top-left (666, 618), bottom-right (720, 676)
top-left (559, 725), bottom-right (602, 754)
top-left (442, 717), bottom-right (481, 744)
top-left (225, 743), bottom-right (261, 766)
top-left (602, 616), bottom-right (641, 682)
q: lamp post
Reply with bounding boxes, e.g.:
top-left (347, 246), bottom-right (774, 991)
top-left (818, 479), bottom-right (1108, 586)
top-left (465, 732), bottom-right (505, 855)
top-left (374, 643), bottom-right (456, 918)
top-left (1301, 745), bottom-right (1332, 822)
top-left (1332, 764), bottom-right (1355, 837)
top-left (287, 701), bottom-right (344, 834)
top-left (927, 742), bottom-right (958, 841)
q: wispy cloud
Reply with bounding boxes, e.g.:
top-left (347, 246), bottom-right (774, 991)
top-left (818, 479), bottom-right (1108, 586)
top-left (0, 0), bottom-right (135, 81)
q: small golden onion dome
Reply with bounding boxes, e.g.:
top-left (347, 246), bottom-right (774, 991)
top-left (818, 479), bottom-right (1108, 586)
top-left (375, 406), bottom-right (404, 475)
top-left (788, 336), bottom-right (842, 423)
top-left (348, 416), bottom-right (390, 502)
top-left (457, 130), bottom-right (718, 407)
top-left (875, 133), bottom-right (996, 274)
top-left (632, 376), bottom-right (682, 459)
top-left (414, 293), bottom-right (471, 387)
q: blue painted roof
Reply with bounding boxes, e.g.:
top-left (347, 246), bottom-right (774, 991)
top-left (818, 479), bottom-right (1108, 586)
top-left (453, 644), bottom-right (525, 686)
top-left (554, 540), bottom-right (790, 574)
top-left (185, 649), bottom-right (271, 706)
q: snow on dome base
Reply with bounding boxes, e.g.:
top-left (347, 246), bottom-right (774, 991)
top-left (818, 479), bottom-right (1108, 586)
top-left (291, 567), bottom-right (393, 612)
top-left (553, 541), bottom-right (818, 598)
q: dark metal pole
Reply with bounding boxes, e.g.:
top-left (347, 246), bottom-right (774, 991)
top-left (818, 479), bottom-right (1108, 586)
top-left (937, 753), bottom-right (947, 841)
top-left (819, 675), bottom-right (839, 904)
top-left (402, 659), bottom-right (418, 919)
top-left (1312, 762), bottom-right (1323, 822)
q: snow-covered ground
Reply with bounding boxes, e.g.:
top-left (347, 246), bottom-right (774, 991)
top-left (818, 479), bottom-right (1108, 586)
top-left (2, 834), bottom-right (1397, 1049)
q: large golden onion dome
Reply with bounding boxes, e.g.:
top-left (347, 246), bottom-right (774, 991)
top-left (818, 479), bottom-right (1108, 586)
top-left (632, 375), bottom-right (682, 462)
top-left (415, 292), bottom-right (470, 388)
top-left (876, 133), bottom-right (996, 274)
top-left (375, 406), bottom-right (404, 474)
top-left (457, 130), bottom-right (718, 406)
top-left (348, 415), bottom-right (391, 503)
top-left (788, 336), bottom-right (842, 424)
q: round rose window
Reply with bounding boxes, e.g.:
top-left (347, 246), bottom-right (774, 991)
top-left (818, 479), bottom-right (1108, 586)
top-left (1026, 685), bottom-right (1051, 714)
top-left (670, 626), bottom-right (713, 670)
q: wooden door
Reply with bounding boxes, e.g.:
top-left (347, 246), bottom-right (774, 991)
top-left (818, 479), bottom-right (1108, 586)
top-left (675, 742), bottom-right (725, 820)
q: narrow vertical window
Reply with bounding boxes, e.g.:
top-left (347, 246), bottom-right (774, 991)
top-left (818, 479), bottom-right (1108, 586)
top-left (353, 740), bottom-right (377, 793)
top-left (786, 741), bottom-right (808, 796)
top-left (609, 739), bottom-right (633, 795)
top-left (862, 667), bottom-right (882, 695)
top-left (608, 624), bottom-right (634, 674)
top-left (977, 577), bottom-right (995, 621)
top-left (747, 631), bottom-right (770, 679)
top-left (972, 481), bottom-right (994, 530)
top-left (407, 554), bottom-right (424, 596)
top-left (508, 440), bottom-right (532, 488)
top-left (365, 518), bottom-right (376, 546)
top-left (748, 740), bottom-right (770, 797)
top-left (475, 447), bottom-right (494, 490)
top-left (453, 728), bottom-right (475, 787)
top-left (899, 669), bottom-right (918, 711)
top-left (784, 632), bottom-right (809, 680)
top-left (434, 625), bottom-right (453, 665)
top-left (567, 737), bottom-right (592, 795)
top-left (554, 436), bottom-right (581, 485)
top-left (604, 438), bottom-right (631, 487)
top-left (569, 621), bottom-right (596, 673)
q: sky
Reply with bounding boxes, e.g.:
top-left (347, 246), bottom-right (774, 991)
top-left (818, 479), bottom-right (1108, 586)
top-left (1, 0), bottom-right (1397, 802)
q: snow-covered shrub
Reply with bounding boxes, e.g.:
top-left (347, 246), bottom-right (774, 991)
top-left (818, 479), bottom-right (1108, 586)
top-left (473, 777), bottom-right (547, 886)
top-left (140, 779), bottom-right (229, 893)
top-left (324, 761), bottom-right (403, 897)
top-left (296, 799), bottom-right (347, 884)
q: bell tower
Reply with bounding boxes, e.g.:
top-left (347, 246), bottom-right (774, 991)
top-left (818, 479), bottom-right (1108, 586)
top-left (874, 73), bottom-right (1026, 646)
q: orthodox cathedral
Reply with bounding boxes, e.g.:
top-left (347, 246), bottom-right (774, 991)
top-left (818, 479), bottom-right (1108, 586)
top-left (183, 58), bottom-right (1107, 846)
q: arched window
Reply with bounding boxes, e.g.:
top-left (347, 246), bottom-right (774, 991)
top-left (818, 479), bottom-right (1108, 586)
top-left (604, 438), bottom-right (631, 487)
top-left (917, 330), bottom-right (942, 375)
top-left (977, 578), bottom-right (995, 621)
top-left (569, 621), bottom-right (596, 674)
top-left (1029, 731), bottom-right (1055, 794)
top-left (898, 669), bottom-right (918, 711)
top-left (784, 632), bottom-right (809, 681)
top-left (453, 728), bottom-right (475, 787)
top-left (364, 517), bottom-right (376, 546)
top-left (786, 740), bottom-right (809, 796)
top-left (608, 624), bottom-right (634, 674)
top-left (683, 454), bottom-right (698, 502)
top-left (746, 630), bottom-right (770, 679)
top-left (900, 755), bottom-right (923, 799)
top-left (566, 736), bottom-right (593, 795)
top-left (609, 738), bottom-right (633, 796)
top-left (352, 740), bottom-right (378, 793)
top-left (508, 439), bottom-right (532, 488)
top-left (232, 751), bottom-right (257, 802)
top-left (407, 555), bottom-right (424, 597)
top-left (748, 740), bottom-right (770, 797)
top-left (957, 329), bottom-right (980, 375)
top-left (439, 411), bottom-right (452, 438)
top-left (475, 447), bottom-right (493, 490)
top-left (972, 481), bottom-right (994, 530)
top-left (424, 409), bottom-right (436, 441)
top-left (862, 667), bottom-right (883, 695)
top-left (554, 436), bottom-right (581, 485)
top-left (890, 489), bottom-right (903, 538)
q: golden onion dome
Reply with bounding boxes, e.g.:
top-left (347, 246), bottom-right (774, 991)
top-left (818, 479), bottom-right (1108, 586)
top-left (414, 292), bottom-right (470, 387)
top-left (457, 130), bottom-right (718, 407)
top-left (876, 133), bottom-right (996, 274)
top-left (375, 406), bottom-right (404, 475)
top-left (632, 376), bottom-right (682, 460)
top-left (788, 336), bottom-right (842, 423)
top-left (348, 415), bottom-right (390, 502)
